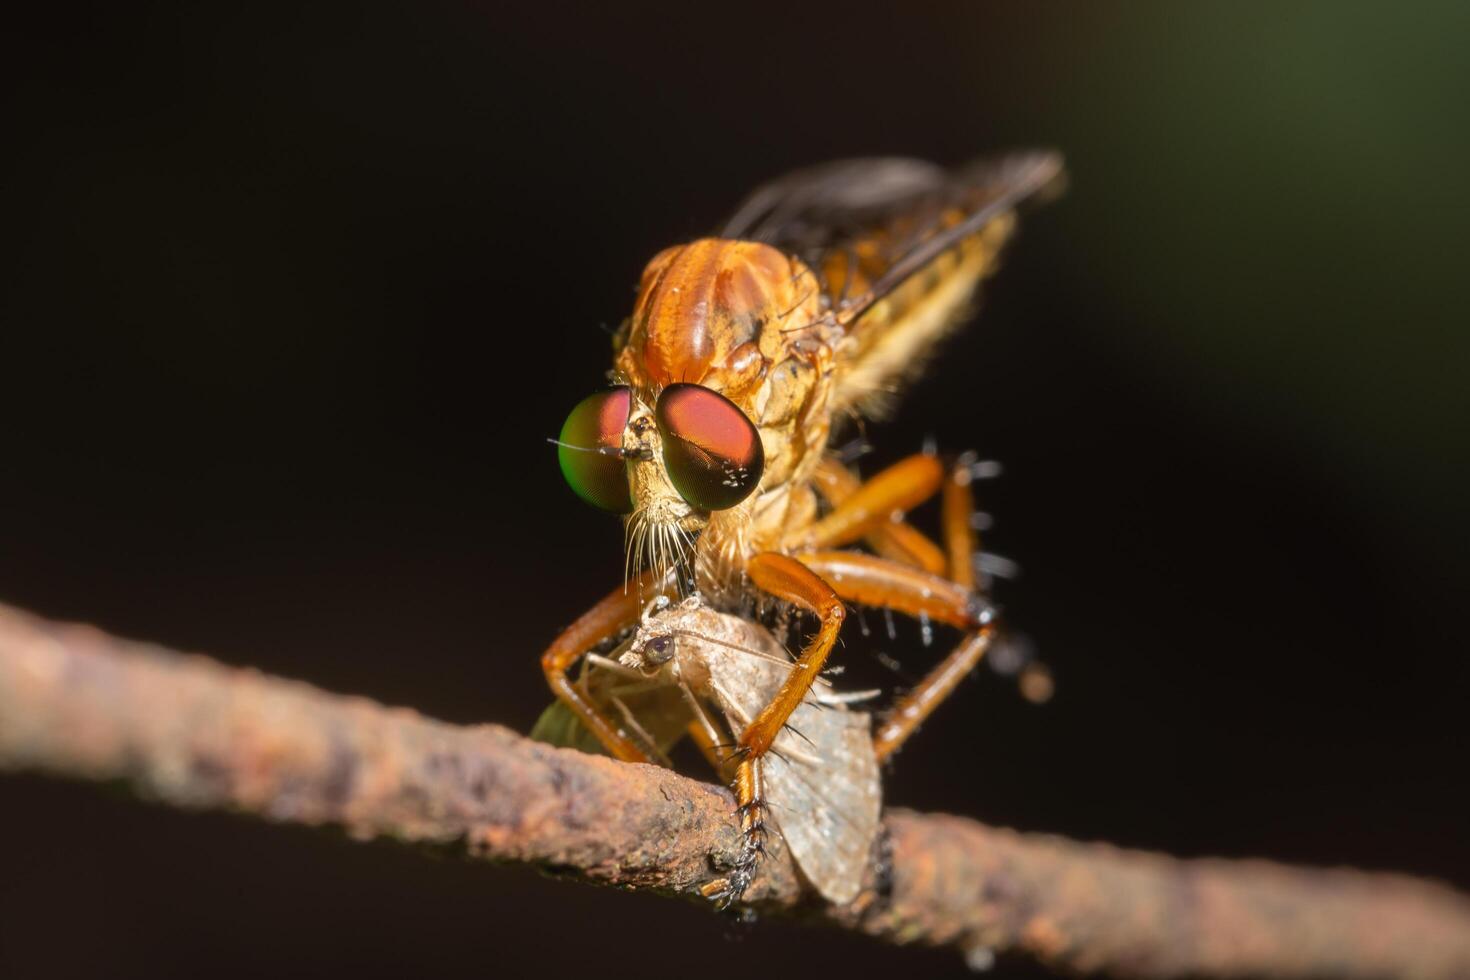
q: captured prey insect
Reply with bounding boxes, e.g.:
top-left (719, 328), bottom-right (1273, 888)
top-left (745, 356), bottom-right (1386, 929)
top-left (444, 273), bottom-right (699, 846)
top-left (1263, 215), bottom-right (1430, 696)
top-left (541, 151), bottom-right (1064, 902)
top-left (536, 595), bottom-right (882, 904)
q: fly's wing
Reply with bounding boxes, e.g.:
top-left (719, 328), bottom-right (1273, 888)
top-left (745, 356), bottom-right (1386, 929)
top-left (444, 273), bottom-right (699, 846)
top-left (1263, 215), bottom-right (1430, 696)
top-left (763, 702), bottom-right (882, 905)
top-left (720, 152), bottom-right (1063, 416)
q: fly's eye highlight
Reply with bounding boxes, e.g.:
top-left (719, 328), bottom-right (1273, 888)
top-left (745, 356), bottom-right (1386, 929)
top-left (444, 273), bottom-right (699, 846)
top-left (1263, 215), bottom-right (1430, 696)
top-left (655, 383), bottom-right (764, 511)
top-left (558, 387), bottom-right (633, 513)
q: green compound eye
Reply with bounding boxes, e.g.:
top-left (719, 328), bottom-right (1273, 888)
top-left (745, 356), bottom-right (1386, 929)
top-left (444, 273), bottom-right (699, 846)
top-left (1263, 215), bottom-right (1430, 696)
top-left (558, 387), bottom-right (633, 513)
top-left (655, 383), bottom-right (764, 512)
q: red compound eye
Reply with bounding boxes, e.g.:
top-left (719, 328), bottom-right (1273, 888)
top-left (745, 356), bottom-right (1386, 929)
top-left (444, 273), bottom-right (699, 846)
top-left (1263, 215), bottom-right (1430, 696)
top-left (655, 384), bottom-right (764, 512)
top-left (557, 387), bottom-right (633, 513)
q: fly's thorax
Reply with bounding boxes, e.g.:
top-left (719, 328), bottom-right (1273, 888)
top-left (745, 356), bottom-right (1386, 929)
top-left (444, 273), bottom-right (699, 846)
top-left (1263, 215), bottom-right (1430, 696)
top-left (616, 239), bottom-right (819, 396)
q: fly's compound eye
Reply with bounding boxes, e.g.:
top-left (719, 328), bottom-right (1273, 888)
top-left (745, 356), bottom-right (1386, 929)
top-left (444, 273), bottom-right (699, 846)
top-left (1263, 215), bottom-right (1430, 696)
top-left (655, 383), bottom-right (764, 511)
top-left (558, 386), bottom-right (633, 513)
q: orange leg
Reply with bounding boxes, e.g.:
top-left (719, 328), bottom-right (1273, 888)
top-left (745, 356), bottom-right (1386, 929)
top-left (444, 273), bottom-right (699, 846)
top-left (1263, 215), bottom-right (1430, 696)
top-left (872, 465), bottom-right (994, 761)
top-left (873, 630), bottom-right (993, 763)
top-left (701, 754), bottom-right (772, 907)
top-left (793, 453), bottom-right (945, 552)
top-left (540, 570), bottom-right (667, 764)
top-left (739, 553), bottom-right (847, 757)
top-left (942, 462), bottom-right (979, 591)
top-left (796, 550), bottom-right (992, 629)
top-left (811, 458), bottom-right (947, 574)
top-left (796, 458), bottom-right (1008, 761)
top-left (740, 552), bottom-right (846, 758)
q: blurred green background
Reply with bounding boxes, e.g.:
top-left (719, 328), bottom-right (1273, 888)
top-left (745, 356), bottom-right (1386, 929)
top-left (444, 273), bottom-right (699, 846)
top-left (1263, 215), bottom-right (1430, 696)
top-left (1049, 3), bottom-right (1469, 570)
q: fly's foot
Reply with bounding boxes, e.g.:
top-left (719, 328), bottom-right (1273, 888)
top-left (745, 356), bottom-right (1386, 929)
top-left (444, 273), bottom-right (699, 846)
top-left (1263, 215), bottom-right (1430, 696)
top-left (728, 799), bottom-right (769, 908)
top-left (703, 792), bottom-right (768, 910)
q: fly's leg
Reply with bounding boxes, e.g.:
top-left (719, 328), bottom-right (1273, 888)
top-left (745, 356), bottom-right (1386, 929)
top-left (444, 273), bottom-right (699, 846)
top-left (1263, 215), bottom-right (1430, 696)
top-left (933, 456), bottom-right (1054, 706)
top-left (740, 554), bottom-right (847, 756)
top-left (796, 470), bottom-right (1001, 762)
top-left (685, 709), bottom-right (762, 908)
top-left (874, 463), bottom-right (994, 761)
top-left (811, 458), bottom-right (947, 574)
top-left (797, 548), bottom-right (996, 760)
top-left (707, 552), bottom-right (845, 905)
top-left (792, 453), bottom-right (946, 554)
top-left (793, 550), bottom-right (988, 628)
top-left (540, 570), bottom-right (665, 764)
top-left (701, 756), bottom-right (771, 908)
top-left (801, 454), bottom-right (1041, 756)
top-left (872, 632), bottom-right (993, 763)
top-left (941, 458), bottom-right (980, 591)
top-left (726, 757), bottom-right (769, 906)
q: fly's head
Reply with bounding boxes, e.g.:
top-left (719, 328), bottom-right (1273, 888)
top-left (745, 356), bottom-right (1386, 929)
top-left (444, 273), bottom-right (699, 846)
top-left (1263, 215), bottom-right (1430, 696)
top-left (555, 380), bottom-right (767, 585)
top-left (555, 238), bottom-right (837, 583)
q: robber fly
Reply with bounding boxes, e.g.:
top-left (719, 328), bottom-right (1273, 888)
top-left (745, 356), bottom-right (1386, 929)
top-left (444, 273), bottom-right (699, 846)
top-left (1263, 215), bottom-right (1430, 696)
top-left (541, 152), bottom-right (1063, 902)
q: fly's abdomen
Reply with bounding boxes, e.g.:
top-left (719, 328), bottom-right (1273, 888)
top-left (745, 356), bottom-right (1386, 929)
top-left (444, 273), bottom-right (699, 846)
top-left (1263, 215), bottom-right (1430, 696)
top-left (831, 212), bottom-right (1016, 416)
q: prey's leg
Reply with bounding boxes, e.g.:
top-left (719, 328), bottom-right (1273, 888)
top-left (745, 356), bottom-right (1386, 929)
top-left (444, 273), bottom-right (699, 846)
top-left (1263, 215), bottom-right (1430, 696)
top-left (682, 683), bottom-right (736, 782)
top-left (687, 721), bottom-right (734, 781)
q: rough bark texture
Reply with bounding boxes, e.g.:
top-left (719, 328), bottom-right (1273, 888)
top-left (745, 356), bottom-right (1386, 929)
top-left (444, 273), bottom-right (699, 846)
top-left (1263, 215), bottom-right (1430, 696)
top-left (2, 600), bottom-right (1467, 979)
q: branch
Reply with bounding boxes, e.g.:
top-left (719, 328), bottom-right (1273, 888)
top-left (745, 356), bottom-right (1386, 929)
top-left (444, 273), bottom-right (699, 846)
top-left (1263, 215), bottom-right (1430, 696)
top-left (1, 600), bottom-right (1467, 979)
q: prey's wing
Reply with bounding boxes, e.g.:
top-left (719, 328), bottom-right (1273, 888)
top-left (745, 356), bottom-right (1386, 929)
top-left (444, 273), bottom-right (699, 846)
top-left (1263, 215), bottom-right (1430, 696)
top-left (720, 152), bottom-right (1063, 415)
top-left (694, 629), bottom-right (882, 905)
top-left (529, 660), bottom-right (692, 763)
top-left (764, 701), bottom-right (882, 905)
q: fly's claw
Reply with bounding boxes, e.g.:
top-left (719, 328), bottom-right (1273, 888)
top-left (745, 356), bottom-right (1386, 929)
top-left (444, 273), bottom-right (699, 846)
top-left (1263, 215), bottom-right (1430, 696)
top-left (730, 797), bottom-right (770, 907)
top-left (704, 796), bottom-right (769, 910)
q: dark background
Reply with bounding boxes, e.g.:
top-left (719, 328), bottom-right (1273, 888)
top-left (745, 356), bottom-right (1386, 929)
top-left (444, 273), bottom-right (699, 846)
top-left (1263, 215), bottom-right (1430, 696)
top-left (2, 3), bottom-right (1467, 978)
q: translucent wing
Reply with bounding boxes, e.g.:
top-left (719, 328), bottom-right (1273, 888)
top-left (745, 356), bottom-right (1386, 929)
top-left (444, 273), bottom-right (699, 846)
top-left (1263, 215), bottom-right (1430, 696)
top-left (720, 151), bottom-right (1063, 323)
top-left (721, 152), bottom-right (1063, 415)
top-left (529, 652), bottom-right (693, 764)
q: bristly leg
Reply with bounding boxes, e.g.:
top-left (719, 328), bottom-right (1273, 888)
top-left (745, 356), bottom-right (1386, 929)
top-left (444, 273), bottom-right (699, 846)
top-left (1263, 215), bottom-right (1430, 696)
top-left (704, 757), bottom-right (769, 909)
